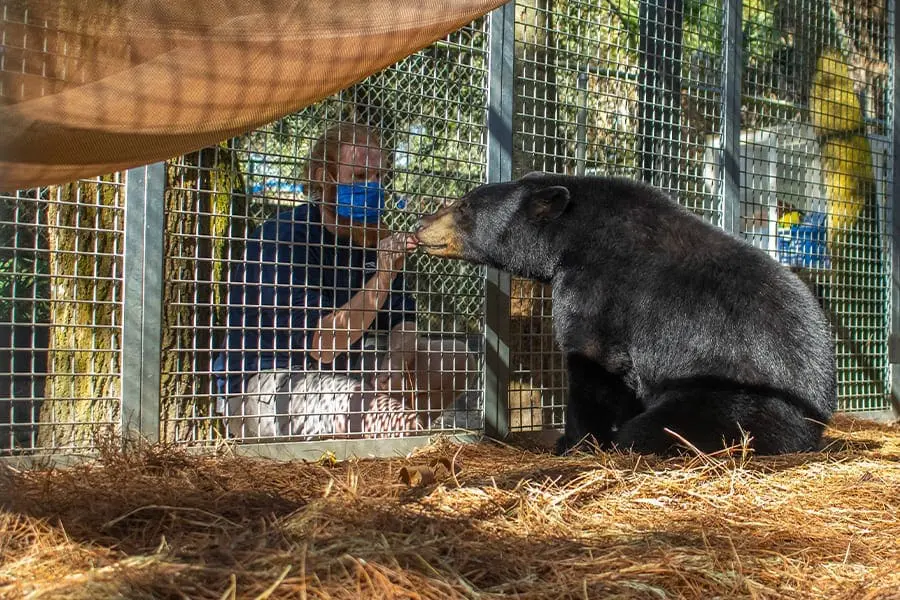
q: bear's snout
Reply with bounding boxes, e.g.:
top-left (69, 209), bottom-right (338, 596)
top-left (416, 212), bottom-right (437, 231)
top-left (412, 207), bottom-right (464, 258)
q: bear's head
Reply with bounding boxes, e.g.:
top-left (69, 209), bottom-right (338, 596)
top-left (413, 172), bottom-right (571, 280)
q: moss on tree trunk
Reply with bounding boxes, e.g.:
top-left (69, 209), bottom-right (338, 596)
top-left (160, 144), bottom-right (247, 442)
top-left (39, 177), bottom-right (123, 448)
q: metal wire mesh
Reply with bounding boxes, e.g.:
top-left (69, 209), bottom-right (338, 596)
top-left (1, 1), bottom-right (895, 456)
top-left (736, 0), bottom-right (891, 413)
top-left (158, 23), bottom-right (490, 444)
top-left (507, 0), bottom-right (893, 426)
top-left (1, 178), bottom-right (124, 455)
top-left (508, 0), bottom-right (728, 431)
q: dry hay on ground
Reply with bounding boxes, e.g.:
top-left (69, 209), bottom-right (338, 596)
top-left (2, 414), bottom-right (900, 600)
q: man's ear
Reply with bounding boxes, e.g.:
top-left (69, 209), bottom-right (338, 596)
top-left (527, 185), bottom-right (570, 222)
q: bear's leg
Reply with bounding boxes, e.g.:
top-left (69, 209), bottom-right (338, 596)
top-left (613, 390), bottom-right (824, 456)
top-left (556, 353), bottom-right (640, 454)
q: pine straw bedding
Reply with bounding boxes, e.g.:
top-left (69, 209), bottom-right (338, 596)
top-left (1, 415), bottom-right (899, 600)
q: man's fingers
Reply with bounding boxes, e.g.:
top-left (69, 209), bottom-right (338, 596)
top-left (381, 232), bottom-right (414, 253)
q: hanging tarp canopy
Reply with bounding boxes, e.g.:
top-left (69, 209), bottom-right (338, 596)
top-left (0, 0), bottom-right (507, 191)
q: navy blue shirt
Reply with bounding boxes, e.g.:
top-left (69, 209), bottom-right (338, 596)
top-left (213, 203), bottom-right (416, 394)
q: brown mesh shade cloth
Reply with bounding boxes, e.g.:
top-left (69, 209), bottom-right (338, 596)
top-left (0, 0), bottom-right (506, 191)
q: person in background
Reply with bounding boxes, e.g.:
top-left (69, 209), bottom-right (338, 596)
top-left (213, 122), bottom-right (472, 440)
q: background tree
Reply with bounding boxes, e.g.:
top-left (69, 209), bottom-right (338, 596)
top-left (160, 143), bottom-right (248, 442)
top-left (0, 191), bottom-right (50, 452)
top-left (39, 178), bottom-right (123, 449)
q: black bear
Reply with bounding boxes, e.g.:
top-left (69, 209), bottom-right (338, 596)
top-left (412, 173), bottom-right (836, 455)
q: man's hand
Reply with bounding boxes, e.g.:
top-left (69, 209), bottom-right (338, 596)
top-left (376, 232), bottom-right (412, 276)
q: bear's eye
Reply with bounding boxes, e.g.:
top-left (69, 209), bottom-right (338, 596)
top-left (455, 202), bottom-right (474, 223)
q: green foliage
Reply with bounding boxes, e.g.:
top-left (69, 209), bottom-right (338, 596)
top-left (742, 0), bottom-right (779, 64)
top-left (0, 192), bottom-right (50, 325)
top-left (598, 0), bottom-right (776, 60)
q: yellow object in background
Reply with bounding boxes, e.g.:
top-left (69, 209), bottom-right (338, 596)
top-left (806, 50), bottom-right (885, 409)
top-left (820, 136), bottom-right (876, 236)
top-left (778, 211), bottom-right (802, 230)
top-left (809, 51), bottom-right (864, 136)
top-left (809, 49), bottom-right (874, 242)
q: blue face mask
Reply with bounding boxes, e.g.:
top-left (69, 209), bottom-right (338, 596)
top-left (335, 181), bottom-right (385, 223)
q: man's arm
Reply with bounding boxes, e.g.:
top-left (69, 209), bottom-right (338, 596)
top-left (309, 233), bottom-right (409, 364)
top-left (309, 269), bottom-right (397, 363)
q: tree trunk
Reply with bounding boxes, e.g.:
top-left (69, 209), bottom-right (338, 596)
top-left (39, 177), bottom-right (123, 448)
top-left (637, 0), bottom-right (683, 189)
top-left (774, 0), bottom-right (839, 107)
top-left (160, 143), bottom-right (248, 442)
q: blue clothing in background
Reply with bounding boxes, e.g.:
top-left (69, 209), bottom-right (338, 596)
top-left (212, 203), bottom-right (415, 395)
top-left (776, 211), bottom-right (831, 270)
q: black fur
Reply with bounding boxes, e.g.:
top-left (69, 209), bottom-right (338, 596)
top-left (420, 173), bottom-right (836, 455)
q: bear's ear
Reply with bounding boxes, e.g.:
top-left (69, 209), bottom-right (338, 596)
top-left (521, 171), bottom-right (546, 180)
top-left (526, 185), bottom-right (570, 223)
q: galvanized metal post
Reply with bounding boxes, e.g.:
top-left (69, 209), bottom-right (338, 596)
top-left (576, 70), bottom-right (588, 177)
top-left (720, 0), bottom-right (742, 234)
top-left (889, 0), bottom-right (900, 416)
top-left (122, 163), bottom-right (165, 443)
top-left (483, 0), bottom-right (515, 438)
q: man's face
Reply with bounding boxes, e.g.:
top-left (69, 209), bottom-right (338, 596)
top-left (334, 139), bottom-right (385, 186)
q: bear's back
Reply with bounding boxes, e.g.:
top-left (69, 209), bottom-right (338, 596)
top-left (543, 174), bottom-right (835, 413)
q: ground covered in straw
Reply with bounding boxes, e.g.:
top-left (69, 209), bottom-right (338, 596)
top-left (2, 415), bottom-right (900, 599)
